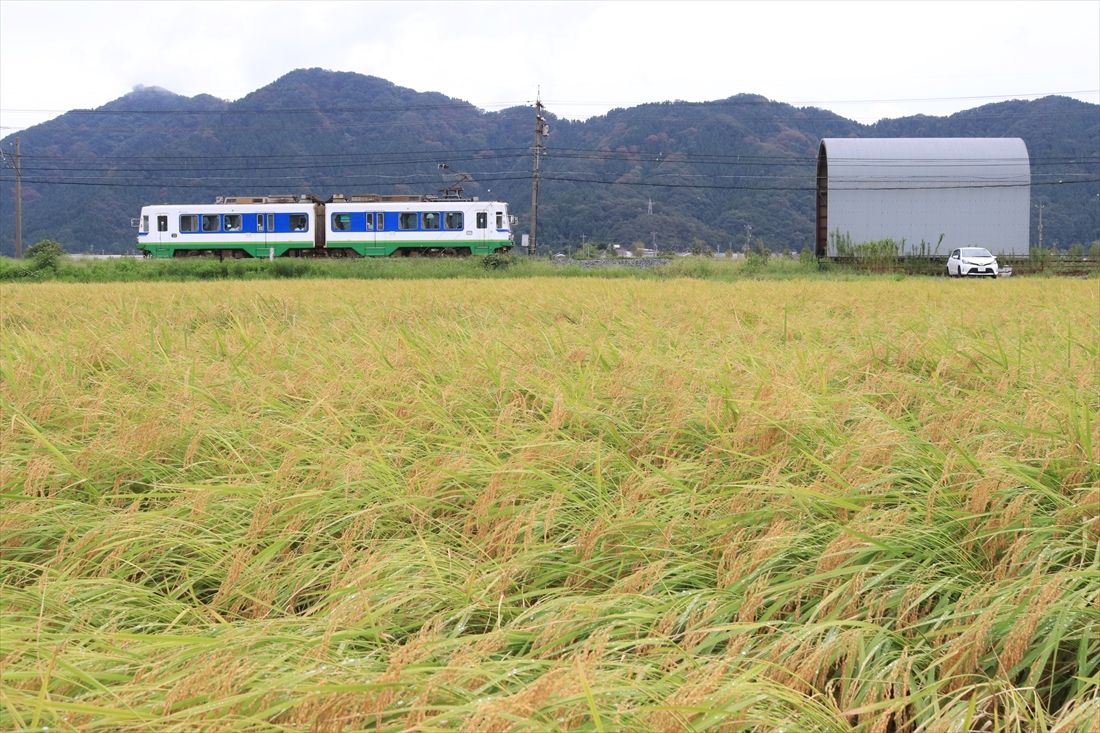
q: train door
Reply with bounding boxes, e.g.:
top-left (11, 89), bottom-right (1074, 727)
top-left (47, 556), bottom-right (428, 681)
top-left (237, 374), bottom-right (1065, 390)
top-left (366, 211), bottom-right (378, 252)
top-left (139, 210), bottom-right (169, 244)
top-left (255, 212), bottom-right (274, 255)
top-left (474, 206), bottom-right (491, 248)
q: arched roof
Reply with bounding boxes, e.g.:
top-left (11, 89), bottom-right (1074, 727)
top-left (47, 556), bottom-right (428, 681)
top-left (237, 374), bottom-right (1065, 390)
top-left (818, 137), bottom-right (1030, 189)
top-left (815, 138), bottom-right (1031, 256)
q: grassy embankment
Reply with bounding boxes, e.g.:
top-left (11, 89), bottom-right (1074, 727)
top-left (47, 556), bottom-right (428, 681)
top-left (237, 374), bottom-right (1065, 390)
top-left (1, 277), bottom-right (1097, 731)
top-left (0, 254), bottom-right (878, 284)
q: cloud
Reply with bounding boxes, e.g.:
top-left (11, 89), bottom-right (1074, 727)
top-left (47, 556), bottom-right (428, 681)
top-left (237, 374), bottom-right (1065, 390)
top-left (1, 0), bottom-right (1097, 133)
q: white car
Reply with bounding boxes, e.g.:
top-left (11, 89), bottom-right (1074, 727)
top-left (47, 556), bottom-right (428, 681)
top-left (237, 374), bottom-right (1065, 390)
top-left (946, 247), bottom-right (999, 278)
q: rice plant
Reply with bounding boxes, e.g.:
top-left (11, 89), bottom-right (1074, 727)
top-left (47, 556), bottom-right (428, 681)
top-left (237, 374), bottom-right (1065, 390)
top-left (1, 278), bottom-right (1097, 732)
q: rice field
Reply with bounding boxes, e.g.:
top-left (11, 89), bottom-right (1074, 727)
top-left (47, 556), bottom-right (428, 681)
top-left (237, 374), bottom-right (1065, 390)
top-left (1, 277), bottom-right (1097, 732)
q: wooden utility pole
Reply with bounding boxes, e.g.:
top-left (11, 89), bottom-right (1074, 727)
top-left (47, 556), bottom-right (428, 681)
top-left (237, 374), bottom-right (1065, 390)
top-left (1034, 202), bottom-right (1042, 250)
top-left (529, 96), bottom-right (548, 256)
top-left (14, 137), bottom-right (22, 258)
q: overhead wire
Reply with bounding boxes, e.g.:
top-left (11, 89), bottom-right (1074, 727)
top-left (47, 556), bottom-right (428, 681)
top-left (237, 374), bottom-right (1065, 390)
top-left (4, 88), bottom-right (1095, 116)
top-left (2, 127), bottom-right (1095, 194)
top-left (2, 172), bottom-right (1095, 193)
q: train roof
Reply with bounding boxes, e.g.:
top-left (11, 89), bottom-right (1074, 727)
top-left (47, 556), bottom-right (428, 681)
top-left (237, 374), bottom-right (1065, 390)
top-left (215, 193), bottom-right (484, 205)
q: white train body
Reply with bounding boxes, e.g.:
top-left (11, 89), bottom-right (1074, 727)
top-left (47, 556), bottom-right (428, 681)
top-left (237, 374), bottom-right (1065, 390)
top-left (136, 194), bottom-right (513, 258)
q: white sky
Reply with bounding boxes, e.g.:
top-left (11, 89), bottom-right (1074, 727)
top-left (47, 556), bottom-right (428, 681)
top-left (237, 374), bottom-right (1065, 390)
top-left (1, 0), bottom-right (1098, 134)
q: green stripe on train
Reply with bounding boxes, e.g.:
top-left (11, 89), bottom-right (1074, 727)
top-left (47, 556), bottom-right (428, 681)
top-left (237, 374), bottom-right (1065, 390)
top-left (137, 240), bottom-right (512, 258)
top-left (137, 242), bottom-right (306, 258)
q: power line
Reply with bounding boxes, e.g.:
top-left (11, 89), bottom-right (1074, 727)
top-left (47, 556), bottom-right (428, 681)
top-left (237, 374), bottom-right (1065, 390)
top-left (542, 90), bottom-right (1100, 107)
top-left (4, 89), bottom-right (1094, 117)
top-left (4, 107), bottom-right (1090, 135)
top-left (8, 146), bottom-right (530, 162)
top-left (0, 174), bottom-right (534, 190)
top-left (3, 91), bottom-right (1095, 137)
top-left (11, 155), bottom-right (532, 174)
top-left (0, 102), bottom-right (516, 116)
top-left (537, 175), bottom-right (1098, 192)
top-left (6, 145), bottom-right (1095, 169)
top-left (3, 173), bottom-right (1094, 193)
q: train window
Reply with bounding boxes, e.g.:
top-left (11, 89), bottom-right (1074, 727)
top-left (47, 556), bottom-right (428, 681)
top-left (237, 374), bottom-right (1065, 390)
top-left (266, 214), bottom-right (275, 232)
top-left (444, 212), bottom-right (463, 230)
top-left (422, 212), bottom-right (440, 230)
top-left (476, 212), bottom-right (488, 229)
top-left (256, 215), bottom-right (265, 232)
top-left (180, 215), bottom-right (199, 233)
top-left (495, 212), bottom-right (503, 229)
top-left (399, 212), bottom-right (418, 230)
top-left (157, 216), bottom-right (168, 232)
top-left (224, 214), bottom-right (242, 232)
top-left (202, 215), bottom-right (220, 232)
top-left (140, 215), bottom-right (149, 233)
top-left (290, 214), bottom-right (308, 232)
top-left (365, 213), bottom-right (375, 231)
top-left (332, 213), bottom-right (351, 231)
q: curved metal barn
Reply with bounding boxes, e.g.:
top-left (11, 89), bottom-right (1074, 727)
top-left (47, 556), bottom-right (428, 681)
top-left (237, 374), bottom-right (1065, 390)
top-left (815, 138), bottom-right (1030, 257)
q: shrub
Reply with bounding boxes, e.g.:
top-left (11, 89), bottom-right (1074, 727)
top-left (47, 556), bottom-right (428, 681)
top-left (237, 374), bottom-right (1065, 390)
top-left (26, 240), bottom-right (66, 273)
top-left (743, 251), bottom-right (768, 273)
top-left (0, 258), bottom-right (42, 281)
top-left (481, 252), bottom-right (516, 271)
top-left (572, 244), bottom-right (599, 260)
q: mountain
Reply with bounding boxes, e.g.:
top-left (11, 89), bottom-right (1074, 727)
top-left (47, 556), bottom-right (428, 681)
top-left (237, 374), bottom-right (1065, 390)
top-left (1, 68), bottom-right (1097, 255)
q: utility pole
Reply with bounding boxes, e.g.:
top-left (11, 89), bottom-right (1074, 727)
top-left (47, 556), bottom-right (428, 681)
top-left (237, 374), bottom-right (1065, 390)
top-left (745, 224), bottom-right (752, 252)
top-left (14, 137), bottom-right (22, 258)
top-left (529, 95), bottom-right (549, 256)
top-left (1034, 202), bottom-right (1042, 250)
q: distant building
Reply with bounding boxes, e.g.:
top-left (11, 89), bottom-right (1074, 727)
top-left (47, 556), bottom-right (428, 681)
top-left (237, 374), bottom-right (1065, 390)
top-left (816, 138), bottom-right (1030, 257)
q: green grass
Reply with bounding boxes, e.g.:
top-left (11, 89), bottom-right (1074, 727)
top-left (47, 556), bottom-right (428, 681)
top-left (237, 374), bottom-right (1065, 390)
top-left (1, 277), bottom-right (1097, 732)
top-left (0, 254), bottom-right (862, 284)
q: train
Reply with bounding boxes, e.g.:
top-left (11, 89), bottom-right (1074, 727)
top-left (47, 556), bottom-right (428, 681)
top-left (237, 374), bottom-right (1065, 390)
top-left (135, 193), bottom-right (514, 258)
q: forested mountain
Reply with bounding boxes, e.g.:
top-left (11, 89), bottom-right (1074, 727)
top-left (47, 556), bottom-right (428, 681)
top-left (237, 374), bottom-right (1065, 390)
top-left (1, 68), bottom-right (1097, 255)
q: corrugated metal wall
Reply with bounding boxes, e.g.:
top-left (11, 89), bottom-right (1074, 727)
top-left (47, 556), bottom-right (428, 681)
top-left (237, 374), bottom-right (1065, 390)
top-left (816, 138), bottom-right (1030, 257)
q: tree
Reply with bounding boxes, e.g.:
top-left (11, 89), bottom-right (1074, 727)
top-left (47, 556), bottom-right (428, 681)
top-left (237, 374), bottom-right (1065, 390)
top-left (572, 243), bottom-right (599, 260)
top-left (26, 239), bottom-right (65, 272)
top-left (690, 238), bottom-right (712, 256)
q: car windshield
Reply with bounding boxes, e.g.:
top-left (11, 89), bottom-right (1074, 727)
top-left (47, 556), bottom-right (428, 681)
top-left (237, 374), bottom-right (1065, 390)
top-left (961, 248), bottom-right (993, 257)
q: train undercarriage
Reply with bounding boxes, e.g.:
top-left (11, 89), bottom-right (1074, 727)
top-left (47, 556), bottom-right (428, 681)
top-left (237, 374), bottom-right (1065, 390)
top-left (162, 245), bottom-right (510, 259)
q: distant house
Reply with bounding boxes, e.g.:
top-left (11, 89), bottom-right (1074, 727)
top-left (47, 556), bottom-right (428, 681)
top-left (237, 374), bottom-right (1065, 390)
top-left (816, 138), bottom-right (1030, 257)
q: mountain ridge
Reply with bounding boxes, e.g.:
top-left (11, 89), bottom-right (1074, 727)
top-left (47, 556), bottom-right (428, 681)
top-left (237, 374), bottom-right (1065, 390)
top-left (1, 69), bottom-right (1096, 255)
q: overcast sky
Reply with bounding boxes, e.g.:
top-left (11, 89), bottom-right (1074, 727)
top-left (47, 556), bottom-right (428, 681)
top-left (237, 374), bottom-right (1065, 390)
top-left (1, 0), bottom-right (1097, 135)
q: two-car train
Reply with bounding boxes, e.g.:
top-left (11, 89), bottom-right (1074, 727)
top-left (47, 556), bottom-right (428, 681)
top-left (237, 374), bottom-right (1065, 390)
top-left (135, 194), bottom-right (514, 258)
